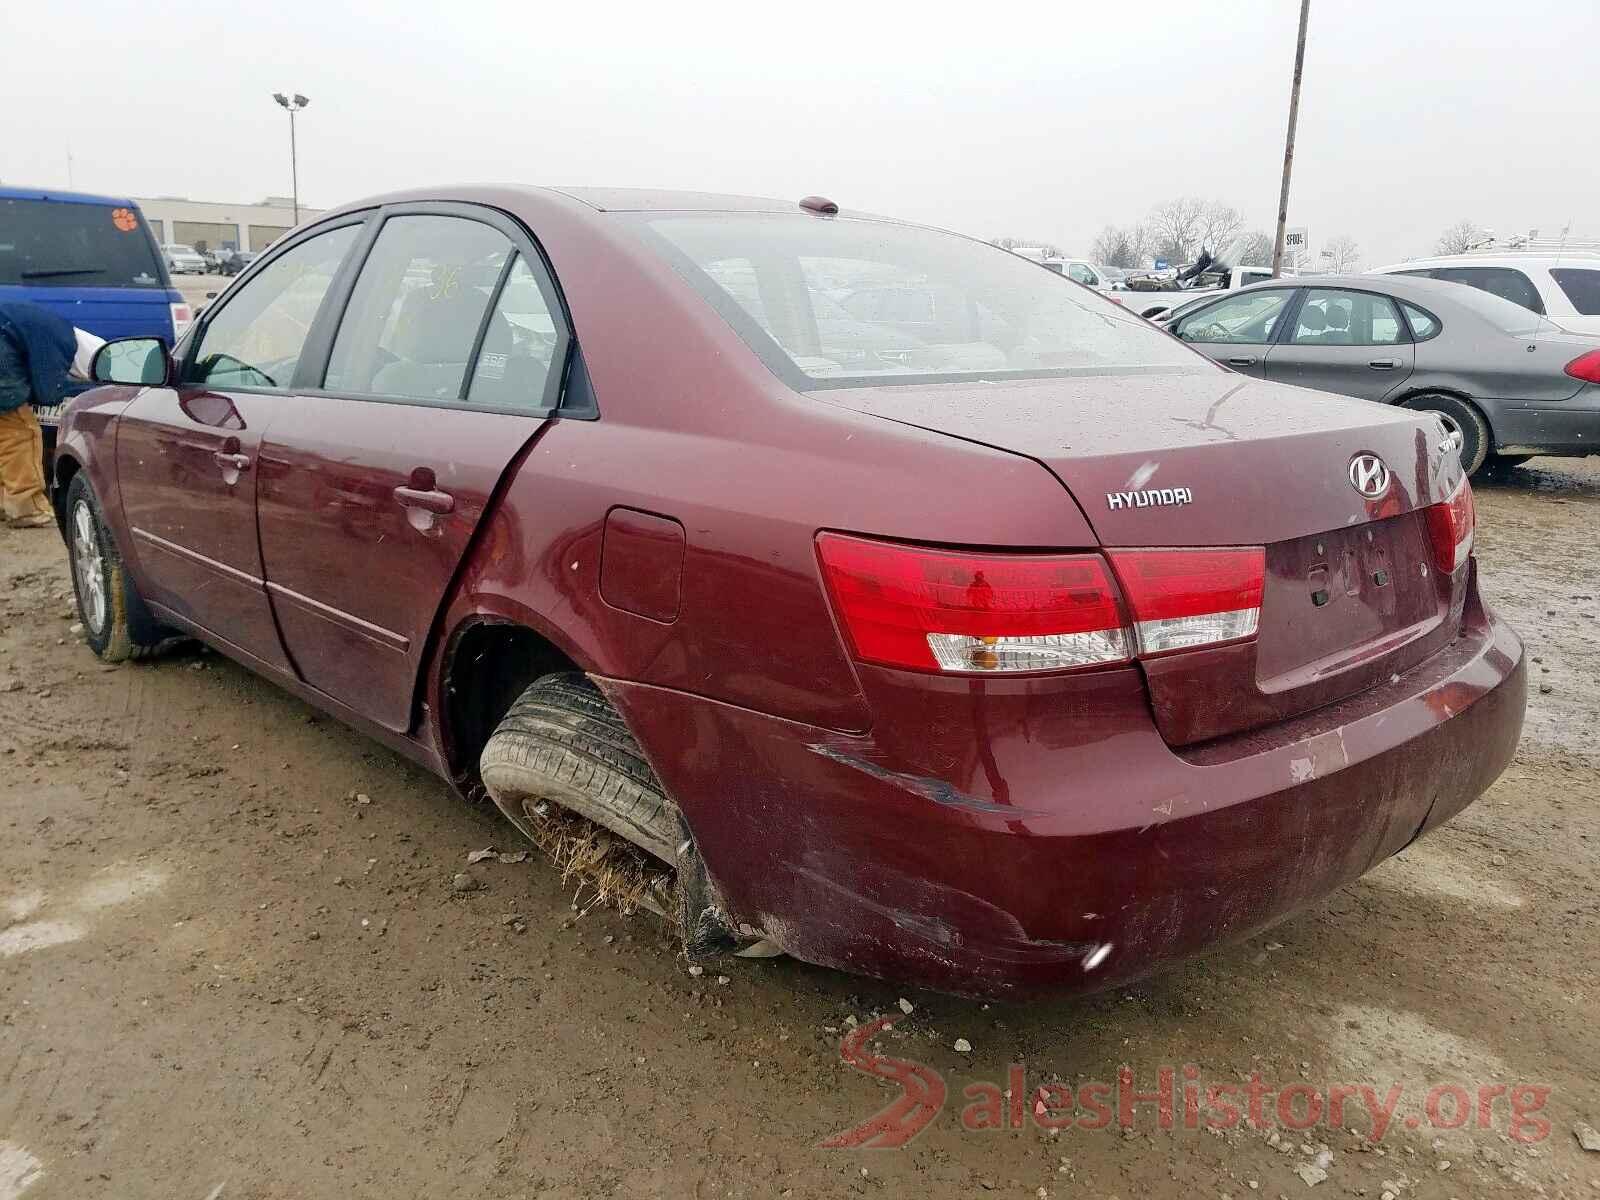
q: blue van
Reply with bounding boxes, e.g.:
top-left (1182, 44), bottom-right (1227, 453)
top-left (0, 187), bottom-right (192, 429)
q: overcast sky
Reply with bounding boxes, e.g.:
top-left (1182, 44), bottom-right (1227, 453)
top-left (4, 0), bottom-right (1596, 267)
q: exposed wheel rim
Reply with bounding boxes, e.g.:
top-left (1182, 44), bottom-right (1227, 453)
top-left (71, 499), bottom-right (107, 635)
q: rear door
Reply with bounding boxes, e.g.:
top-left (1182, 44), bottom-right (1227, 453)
top-left (1263, 286), bottom-right (1415, 400)
top-left (255, 203), bottom-right (570, 732)
top-left (115, 219), bottom-right (364, 671)
top-left (1168, 288), bottom-right (1295, 377)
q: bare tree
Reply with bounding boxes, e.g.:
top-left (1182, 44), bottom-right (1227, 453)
top-left (1435, 220), bottom-right (1483, 256)
top-left (1090, 224), bottom-right (1148, 269)
top-left (1148, 196), bottom-right (1207, 264)
top-left (1231, 230), bottom-right (1275, 267)
top-left (1197, 202), bottom-right (1246, 257)
top-left (1322, 234), bottom-right (1361, 274)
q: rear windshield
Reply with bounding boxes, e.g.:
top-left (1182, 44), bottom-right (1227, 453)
top-left (1552, 268), bottom-right (1600, 317)
top-left (631, 213), bottom-right (1199, 389)
top-left (0, 198), bottom-right (166, 289)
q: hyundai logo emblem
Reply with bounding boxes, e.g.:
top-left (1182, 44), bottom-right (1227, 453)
top-left (1348, 453), bottom-right (1391, 499)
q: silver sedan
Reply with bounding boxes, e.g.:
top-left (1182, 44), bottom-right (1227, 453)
top-left (1160, 273), bottom-right (1600, 474)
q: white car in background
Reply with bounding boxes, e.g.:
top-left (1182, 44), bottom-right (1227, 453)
top-left (162, 243), bottom-right (208, 274)
top-left (1371, 254), bottom-right (1600, 335)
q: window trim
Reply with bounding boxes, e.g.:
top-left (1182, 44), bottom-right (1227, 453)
top-left (296, 201), bottom-right (575, 418)
top-left (1282, 285), bottom-right (1413, 349)
top-left (178, 210), bottom-right (374, 395)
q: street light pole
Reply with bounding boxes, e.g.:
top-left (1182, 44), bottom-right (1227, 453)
top-left (1271, 0), bottom-right (1311, 277)
top-left (272, 92), bottom-right (310, 225)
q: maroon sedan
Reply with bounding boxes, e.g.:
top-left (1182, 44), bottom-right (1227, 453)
top-left (54, 187), bottom-right (1524, 999)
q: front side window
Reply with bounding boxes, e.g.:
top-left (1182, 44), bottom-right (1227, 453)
top-left (632, 214), bottom-right (1198, 387)
top-left (188, 223), bottom-right (359, 390)
top-left (1066, 263), bottom-right (1098, 285)
top-left (1551, 268), bottom-right (1600, 317)
top-left (1176, 290), bottom-right (1291, 345)
top-left (1291, 289), bottom-right (1405, 346)
top-left (324, 215), bottom-right (510, 402)
top-left (1434, 267), bottom-right (1544, 315)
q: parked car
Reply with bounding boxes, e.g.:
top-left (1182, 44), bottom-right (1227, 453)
top-left (162, 243), bottom-right (208, 274)
top-left (1122, 265), bottom-right (1282, 320)
top-left (1163, 273), bottom-right (1600, 474)
top-left (55, 186), bottom-right (1524, 999)
top-left (0, 186), bottom-right (191, 450)
top-left (218, 249), bottom-right (257, 276)
top-left (1371, 253), bottom-right (1600, 336)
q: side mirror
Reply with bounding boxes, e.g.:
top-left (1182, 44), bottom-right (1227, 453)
top-left (91, 337), bottom-right (170, 386)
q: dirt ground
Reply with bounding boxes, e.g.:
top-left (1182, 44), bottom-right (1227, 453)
top-left (3, 459), bottom-right (1598, 1199)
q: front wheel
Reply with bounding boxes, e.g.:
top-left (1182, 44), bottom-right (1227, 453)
top-left (1407, 394), bottom-right (1491, 475)
top-left (64, 474), bottom-right (177, 662)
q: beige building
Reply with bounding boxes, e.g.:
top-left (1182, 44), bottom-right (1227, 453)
top-left (135, 195), bottom-right (327, 255)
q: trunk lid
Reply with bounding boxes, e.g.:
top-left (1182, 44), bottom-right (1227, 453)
top-left (819, 367), bottom-right (1469, 744)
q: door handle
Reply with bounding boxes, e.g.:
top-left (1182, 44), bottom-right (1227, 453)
top-left (1368, 358), bottom-right (1399, 370)
top-left (1225, 355), bottom-right (1258, 368)
top-left (212, 451), bottom-right (252, 471)
top-left (393, 485), bottom-right (455, 515)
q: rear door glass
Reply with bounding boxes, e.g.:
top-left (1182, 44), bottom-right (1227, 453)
top-left (1292, 289), bottom-right (1406, 345)
top-left (323, 214), bottom-right (511, 402)
top-left (1551, 268), bottom-right (1600, 316)
top-left (1433, 267), bottom-right (1544, 314)
top-left (0, 197), bottom-right (165, 288)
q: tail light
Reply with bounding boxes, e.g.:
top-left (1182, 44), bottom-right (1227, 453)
top-left (816, 533), bottom-right (1265, 675)
top-left (1565, 349), bottom-right (1600, 384)
top-left (1105, 548), bottom-right (1265, 655)
top-left (1425, 477), bottom-right (1475, 574)
top-left (170, 302), bottom-right (193, 340)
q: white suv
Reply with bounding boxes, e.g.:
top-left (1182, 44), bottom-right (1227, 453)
top-left (1370, 254), bottom-right (1600, 335)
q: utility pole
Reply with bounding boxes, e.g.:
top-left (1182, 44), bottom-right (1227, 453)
top-left (1271, 0), bottom-right (1311, 277)
top-left (272, 92), bottom-right (310, 224)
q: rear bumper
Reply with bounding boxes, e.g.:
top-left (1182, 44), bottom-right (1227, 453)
top-left (603, 572), bottom-right (1525, 1000)
top-left (1490, 387), bottom-right (1600, 454)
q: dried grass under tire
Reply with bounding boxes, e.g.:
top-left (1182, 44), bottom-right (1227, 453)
top-left (516, 796), bottom-right (675, 918)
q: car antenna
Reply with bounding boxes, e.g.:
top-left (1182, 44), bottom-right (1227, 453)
top-left (798, 195), bottom-right (839, 215)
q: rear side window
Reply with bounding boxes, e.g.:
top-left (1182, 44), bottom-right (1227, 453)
top-left (1433, 266), bottom-right (1544, 315)
top-left (1551, 268), bottom-right (1600, 316)
top-left (324, 215), bottom-right (511, 402)
top-left (0, 197), bottom-right (165, 288)
top-left (1291, 289), bottom-right (1405, 346)
top-left (1402, 303), bottom-right (1440, 340)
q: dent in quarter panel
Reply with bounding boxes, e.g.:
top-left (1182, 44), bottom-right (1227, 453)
top-left (600, 507), bottom-right (685, 623)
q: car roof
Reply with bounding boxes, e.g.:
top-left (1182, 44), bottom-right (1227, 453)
top-left (1374, 253), bottom-right (1600, 270)
top-left (319, 184), bottom-right (904, 227)
top-left (1230, 272), bottom-right (1470, 302)
top-left (0, 184), bottom-right (138, 207)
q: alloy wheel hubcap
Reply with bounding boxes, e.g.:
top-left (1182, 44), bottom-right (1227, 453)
top-left (72, 500), bottom-right (107, 634)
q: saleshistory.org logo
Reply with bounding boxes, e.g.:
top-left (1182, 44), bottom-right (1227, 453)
top-left (820, 1018), bottom-right (1553, 1149)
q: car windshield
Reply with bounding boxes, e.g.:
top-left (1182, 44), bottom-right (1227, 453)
top-left (0, 197), bottom-right (166, 288)
top-left (1433, 279), bottom-right (1547, 335)
top-left (631, 213), bottom-right (1201, 388)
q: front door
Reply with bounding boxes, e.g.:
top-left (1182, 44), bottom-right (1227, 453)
top-left (255, 207), bottom-right (570, 732)
top-left (1169, 288), bottom-right (1294, 379)
top-left (115, 221), bottom-right (363, 670)
top-left (1262, 287), bottom-right (1416, 401)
